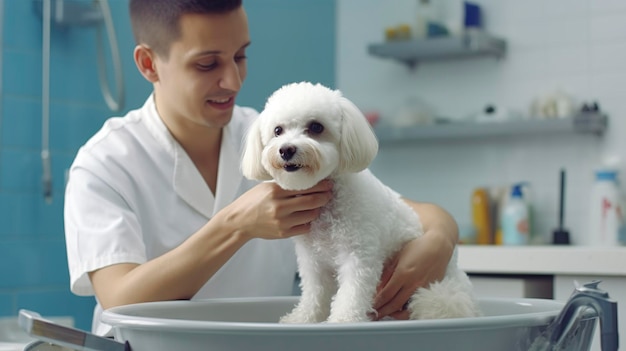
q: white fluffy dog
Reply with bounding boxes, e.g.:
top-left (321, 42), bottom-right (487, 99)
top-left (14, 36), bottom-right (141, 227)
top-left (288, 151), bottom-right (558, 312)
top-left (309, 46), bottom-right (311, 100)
top-left (241, 82), bottom-right (480, 323)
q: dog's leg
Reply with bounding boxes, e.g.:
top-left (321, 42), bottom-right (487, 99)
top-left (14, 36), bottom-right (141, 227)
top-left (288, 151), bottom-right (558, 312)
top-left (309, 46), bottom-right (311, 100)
top-left (326, 252), bottom-right (381, 323)
top-left (280, 245), bottom-right (336, 323)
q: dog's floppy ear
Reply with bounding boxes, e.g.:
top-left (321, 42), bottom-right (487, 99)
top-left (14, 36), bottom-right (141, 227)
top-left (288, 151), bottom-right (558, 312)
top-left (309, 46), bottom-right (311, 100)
top-left (241, 117), bottom-right (272, 180)
top-left (338, 97), bottom-right (379, 173)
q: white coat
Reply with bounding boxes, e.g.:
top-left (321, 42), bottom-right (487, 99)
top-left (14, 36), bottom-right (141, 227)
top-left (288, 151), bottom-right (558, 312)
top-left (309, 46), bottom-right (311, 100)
top-left (64, 95), bottom-right (297, 335)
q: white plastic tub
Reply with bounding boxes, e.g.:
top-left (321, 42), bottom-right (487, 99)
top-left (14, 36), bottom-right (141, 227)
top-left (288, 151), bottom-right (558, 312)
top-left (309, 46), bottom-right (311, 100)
top-left (98, 296), bottom-right (596, 351)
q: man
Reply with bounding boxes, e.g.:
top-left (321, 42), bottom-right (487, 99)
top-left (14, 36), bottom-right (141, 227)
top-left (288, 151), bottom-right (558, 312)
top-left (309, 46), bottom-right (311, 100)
top-left (64, 0), bottom-right (459, 335)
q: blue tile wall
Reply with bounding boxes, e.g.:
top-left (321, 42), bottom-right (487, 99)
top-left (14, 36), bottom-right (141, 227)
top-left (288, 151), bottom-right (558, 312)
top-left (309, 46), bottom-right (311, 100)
top-left (0, 293), bottom-right (13, 316)
top-left (242, 0), bottom-right (336, 110)
top-left (0, 0), bottom-right (335, 332)
top-left (1, 97), bottom-right (41, 149)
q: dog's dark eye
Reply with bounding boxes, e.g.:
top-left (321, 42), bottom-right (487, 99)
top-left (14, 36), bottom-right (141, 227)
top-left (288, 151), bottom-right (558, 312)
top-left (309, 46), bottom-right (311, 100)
top-left (274, 126), bottom-right (283, 136)
top-left (308, 122), bottom-right (324, 135)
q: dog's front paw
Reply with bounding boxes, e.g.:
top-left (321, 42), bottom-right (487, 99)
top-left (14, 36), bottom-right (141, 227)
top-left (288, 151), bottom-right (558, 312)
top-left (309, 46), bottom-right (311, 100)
top-left (326, 311), bottom-right (372, 323)
top-left (280, 308), bottom-right (326, 324)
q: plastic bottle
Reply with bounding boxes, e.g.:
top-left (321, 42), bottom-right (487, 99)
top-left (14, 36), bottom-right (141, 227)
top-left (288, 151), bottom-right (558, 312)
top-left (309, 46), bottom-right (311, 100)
top-left (472, 187), bottom-right (492, 245)
top-left (520, 183), bottom-right (536, 244)
top-left (587, 169), bottom-right (625, 246)
top-left (490, 186), bottom-right (508, 245)
top-left (414, 0), bottom-right (430, 39)
top-left (415, 0), bottom-right (444, 39)
top-left (501, 184), bottom-right (530, 245)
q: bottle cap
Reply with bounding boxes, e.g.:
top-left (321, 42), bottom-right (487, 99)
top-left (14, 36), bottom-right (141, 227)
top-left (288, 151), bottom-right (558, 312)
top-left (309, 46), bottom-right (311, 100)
top-left (511, 183), bottom-right (524, 198)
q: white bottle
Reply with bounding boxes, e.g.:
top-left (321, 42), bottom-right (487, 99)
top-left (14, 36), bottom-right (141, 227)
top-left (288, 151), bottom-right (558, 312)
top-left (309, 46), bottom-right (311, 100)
top-left (501, 184), bottom-right (530, 245)
top-left (587, 169), bottom-right (625, 246)
top-left (415, 0), bottom-right (442, 39)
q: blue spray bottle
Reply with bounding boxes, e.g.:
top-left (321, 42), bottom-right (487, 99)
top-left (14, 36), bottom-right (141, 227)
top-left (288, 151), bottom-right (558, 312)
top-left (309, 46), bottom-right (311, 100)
top-left (501, 183), bottom-right (530, 245)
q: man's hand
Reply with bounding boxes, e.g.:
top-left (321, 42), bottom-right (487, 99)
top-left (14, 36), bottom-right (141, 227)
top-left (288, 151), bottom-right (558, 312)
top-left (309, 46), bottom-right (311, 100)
top-left (373, 201), bottom-right (458, 320)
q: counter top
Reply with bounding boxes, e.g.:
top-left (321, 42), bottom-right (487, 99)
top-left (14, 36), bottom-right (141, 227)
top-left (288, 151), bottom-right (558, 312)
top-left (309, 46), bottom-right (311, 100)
top-left (458, 245), bottom-right (626, 276)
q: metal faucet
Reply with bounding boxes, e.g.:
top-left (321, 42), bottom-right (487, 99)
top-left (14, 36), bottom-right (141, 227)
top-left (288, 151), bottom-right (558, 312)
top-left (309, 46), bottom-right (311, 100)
top-left (549, 281), bottom-right (619, 351)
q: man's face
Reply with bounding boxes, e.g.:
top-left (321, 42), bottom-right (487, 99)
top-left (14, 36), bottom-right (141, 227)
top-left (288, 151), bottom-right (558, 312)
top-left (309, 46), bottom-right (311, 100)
top-left (153, 7), bottom-right (250, 131)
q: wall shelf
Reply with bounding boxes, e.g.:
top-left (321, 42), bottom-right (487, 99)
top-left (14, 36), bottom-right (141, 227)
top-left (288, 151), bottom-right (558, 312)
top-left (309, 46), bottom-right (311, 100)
top-left (374, 112), bottom-right (608, 143)
top-left (368, 31), bottom-right (507, 68)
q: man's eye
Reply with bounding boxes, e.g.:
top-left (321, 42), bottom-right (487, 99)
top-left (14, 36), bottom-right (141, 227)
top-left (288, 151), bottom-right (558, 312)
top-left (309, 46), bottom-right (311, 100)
top-left (274, 126), bottom-right (283, 136)
top-left (197, 62), bottom-right (217, 71)
top-left (308, 122), bottom-right (324, 134)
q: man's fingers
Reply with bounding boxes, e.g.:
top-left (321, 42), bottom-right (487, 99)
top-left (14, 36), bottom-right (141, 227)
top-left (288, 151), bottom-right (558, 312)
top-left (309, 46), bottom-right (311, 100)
top-left (375, 286), bottom-right (414, 319)
top-left (376, 263), bottom-right (394, 293)
top-left (280, 188), bottom-right (332, 214)
top-left (373, 279), bottom-right (399, 310)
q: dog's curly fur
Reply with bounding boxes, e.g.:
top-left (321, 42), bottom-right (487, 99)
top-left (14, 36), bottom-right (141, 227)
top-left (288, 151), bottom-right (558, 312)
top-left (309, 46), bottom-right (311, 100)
top-left (242, 82), bottom-right (481, 323)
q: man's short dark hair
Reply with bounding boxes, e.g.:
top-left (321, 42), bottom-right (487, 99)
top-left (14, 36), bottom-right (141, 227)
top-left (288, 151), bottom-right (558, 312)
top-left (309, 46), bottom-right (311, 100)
top-left (129, 0), bottom-right (243, 59)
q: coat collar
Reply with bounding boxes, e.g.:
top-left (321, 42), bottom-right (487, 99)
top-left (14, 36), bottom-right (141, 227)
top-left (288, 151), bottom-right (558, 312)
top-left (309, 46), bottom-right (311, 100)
top-left (142, 95), bottom-right (243, 219)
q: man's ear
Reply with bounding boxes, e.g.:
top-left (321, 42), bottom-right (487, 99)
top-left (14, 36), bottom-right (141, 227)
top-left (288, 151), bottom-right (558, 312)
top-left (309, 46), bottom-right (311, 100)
top-left (134, 45), bottom-right (158, 83)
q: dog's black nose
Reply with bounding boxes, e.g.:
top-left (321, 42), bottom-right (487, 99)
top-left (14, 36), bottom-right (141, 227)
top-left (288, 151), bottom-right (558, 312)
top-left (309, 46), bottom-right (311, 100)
top-left (279, 145), bottom-right (297, 161)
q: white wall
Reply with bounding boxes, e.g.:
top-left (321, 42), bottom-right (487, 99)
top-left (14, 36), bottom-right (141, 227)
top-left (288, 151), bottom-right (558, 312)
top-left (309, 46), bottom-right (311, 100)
top-left (337, 0), bottom-right (626, 245)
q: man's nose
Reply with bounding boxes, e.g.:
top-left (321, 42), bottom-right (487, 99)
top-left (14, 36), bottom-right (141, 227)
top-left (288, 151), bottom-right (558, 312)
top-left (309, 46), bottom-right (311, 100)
top-left (219, 61), bottom-right (243, 92)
